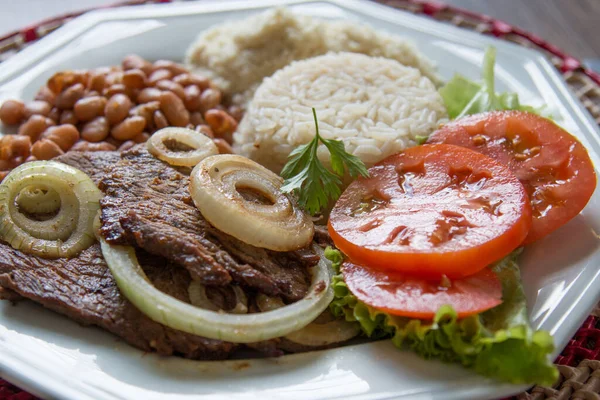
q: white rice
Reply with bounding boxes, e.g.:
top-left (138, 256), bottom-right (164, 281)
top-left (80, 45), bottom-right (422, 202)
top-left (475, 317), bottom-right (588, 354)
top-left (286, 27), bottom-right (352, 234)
top-left (185, 8), bottom-right (440, 104)
top-left (233, 52), bottom-right (448, 173)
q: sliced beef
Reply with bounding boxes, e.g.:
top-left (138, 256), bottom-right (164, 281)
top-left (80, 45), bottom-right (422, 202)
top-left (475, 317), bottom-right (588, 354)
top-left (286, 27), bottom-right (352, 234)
top-left (0, 243), bottom-right (235, 359)
top-left (99, 146), bottom-right (313, 301)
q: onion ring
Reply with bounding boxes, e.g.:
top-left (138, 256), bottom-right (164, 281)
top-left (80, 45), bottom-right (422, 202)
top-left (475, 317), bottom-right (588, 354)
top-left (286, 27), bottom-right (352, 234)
top-left (100, 240), bottom-right (333, 343)
top-left (0, 161), bottom-right (102, 258)
top-left (190, 155), bottom-right (314, 251)
top-left (146, 127), bottom-right (218, 167)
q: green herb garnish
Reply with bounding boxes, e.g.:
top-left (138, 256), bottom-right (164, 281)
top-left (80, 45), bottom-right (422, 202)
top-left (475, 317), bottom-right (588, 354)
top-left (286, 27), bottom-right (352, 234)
top-left (280, 108), bottom-right (369, 215)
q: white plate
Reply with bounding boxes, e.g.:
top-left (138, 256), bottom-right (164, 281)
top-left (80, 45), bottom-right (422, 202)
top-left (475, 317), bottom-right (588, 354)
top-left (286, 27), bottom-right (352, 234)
top-left (1, 1), bottom-right (599, 399)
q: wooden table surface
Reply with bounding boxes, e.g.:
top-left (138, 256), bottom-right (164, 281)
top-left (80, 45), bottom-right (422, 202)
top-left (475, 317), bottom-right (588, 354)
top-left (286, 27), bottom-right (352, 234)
top-left (0, 0), bottom-right (598, 61)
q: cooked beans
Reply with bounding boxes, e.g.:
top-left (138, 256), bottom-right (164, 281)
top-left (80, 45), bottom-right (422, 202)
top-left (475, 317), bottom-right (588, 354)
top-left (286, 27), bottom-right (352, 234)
top-left (189, 111), bottom-right (204, 126)
top-left (55, 83), bottom-right (85, 109)
top-left (213, 138), bottom-right (233, 154)
top-left (111, 116), bottom-right (146, 140)
top-left (59, 110), bottom-right (78, 125)
top-left (105, 94), bottom-right (132, 125)
top-left (31, 139), bottom-right (64, 160)
top-left (71, 141), bottom-right (117, 152)
top-left (204, 109), bottom-right (238, 141)
top-left (159, 91), bottom-right (189, 127)
top-left (41, 124), bottom-right (80, 151)
top-left (0, 135), bottom-right (31, 161)
top-left (18, 115), bottom-right (55, 141)
top-left (184, 85), bottom-right (202, 112)
top-left (199, 88), bottom-right (222, 113)
top-left (23, 101), bottom-right (52, 118)
top-left (81, 116), bottom-right (110, 142)
top-left (123, 69), bottom-right (147, 89)
top-left (137, 87), bottom-right (163, 104)
top-left (153, 110), bottom-right (169, 130)
top-left (156, 80), bottom-right (185, 99)
top-left (1, 54), bottom-right (239, 173)
top-left (74, 96), bottom-right (107, 121)
top-left (148, 69), bottom-right (172, 85)
top-left (0, 100), bottom-right (26, 125)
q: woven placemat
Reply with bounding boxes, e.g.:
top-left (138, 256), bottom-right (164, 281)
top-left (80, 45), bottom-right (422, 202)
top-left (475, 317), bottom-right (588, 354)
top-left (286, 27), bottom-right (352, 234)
top-left (0, 1), bottom-right (599, 399)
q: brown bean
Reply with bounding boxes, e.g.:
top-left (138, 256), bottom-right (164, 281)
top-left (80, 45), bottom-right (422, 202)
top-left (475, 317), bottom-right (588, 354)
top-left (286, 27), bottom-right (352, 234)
top-left (55, 83), bottom-right (85, 109)
top-left (34, 86), bottom-right (56, 104)
top-left (40, 124), bottom-right (80, 151)
top-left (173, 73), bottom-right (210, 90)
top-left (105, 71), bottom-right (123, 87)
top-left (137, 87), bottom-right (162, 104)
top-left (0, 171), bottom-right (9, 182)
top-left (84, 90), bottom-right (100, 98)
top-left (153, 60), bottom-right (188, 76)
top-left (59, 110), bottom-right (78, 125)
top-left (148, 69), bottom-right (172, 85)
top-left (159, 91), bottom-right (189, 127)
top-left (25, 155), bottom-right (37, 163)
top-left (71, 141), bottom-right (116, 152)
top-left (74, 96), bottom-right (107, 122)
top-left (0, 135), bottom-right (31, 161)
top-left (213, 138), bottom-right (233, 154)
top-left (156, 80), bottom-right (185, 99)
top-left (189, 111), bottom-right (204, 126)
top-left (105, 94), bottom-right (132, 125)
top-left (103, 84), bottom-right (128, 98)
top-left (122, 54), bottom-right (153, 75)
top-left (47, 70), bottom-right (87, 94)
top-left (47, 107), bottom-right (61, 123)
top-left (18, 115), bottom-right (55, 141)
top-left (118, 140), bottom-right (137, 152)
top-left (132, 132), bottom-right (150, 143)
top-left (199, 88), bottom-right (222, 113)
top-left (89, 73), bottom-right (107, 93)
top-left (105, 136), bottom-right (123, 148)
top-left (23, 100), bottom-right (52, 118)
top-left (195, 124), bottom-right (214, 139)
top-left (183, 85), bottom-right (202, 112)
top-left (130, 101), bottom-right (160, 128)
top-left (81, 116), bottom-right (110, 142)
top-left (111, 116), bottom-right (146, 140)
top-left (31, 139), bottom-right (64, 160)
top-left (204, 109), bottom-right (237, 142)
top-left (122, 69), bottom-right (146, 89)
top-left (0, 100), bottom-right (25, 125)
top-left (228, 105), bottom-right (244, 122)
top-left (153, 110), bottom-right (168, 130)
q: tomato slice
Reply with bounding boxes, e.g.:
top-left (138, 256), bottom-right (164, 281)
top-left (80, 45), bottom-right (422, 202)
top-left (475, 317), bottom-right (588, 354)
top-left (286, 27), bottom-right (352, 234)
top-left (328, 144), bottom-right (531, 279)
top-left (427, 111), bottom-right (596, 244)
top-left (342, 261), bottom-right (502, 319)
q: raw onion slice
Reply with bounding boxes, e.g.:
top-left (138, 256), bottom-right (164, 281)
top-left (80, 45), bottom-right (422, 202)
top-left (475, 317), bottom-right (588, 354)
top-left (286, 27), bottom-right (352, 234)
top-left (0, 161), bottom-right (102, 258)
top-left (100, 240), bottom-right (333, 343)
top-left (146, 127), bottom-right (218, 167)
top-left (190, 155), bottom-right (314, 251)
top-left (257, 294), bottom-right (360, 346)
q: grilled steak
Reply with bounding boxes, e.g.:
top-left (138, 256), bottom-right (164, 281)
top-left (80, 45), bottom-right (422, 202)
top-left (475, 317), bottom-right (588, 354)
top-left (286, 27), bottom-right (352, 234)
top-left (0, 243), bottom-right (235, 359)
top-left (99, 146), bottom-right (314, 301)
top-left (0, 149), bottom-right (319, 359)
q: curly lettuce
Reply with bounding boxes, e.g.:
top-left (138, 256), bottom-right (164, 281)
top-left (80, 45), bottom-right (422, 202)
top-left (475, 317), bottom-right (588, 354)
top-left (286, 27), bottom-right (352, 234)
top-left (325, 248), bottom-right (558, 385)
top-left (439, 47), bottom-right (544, 119)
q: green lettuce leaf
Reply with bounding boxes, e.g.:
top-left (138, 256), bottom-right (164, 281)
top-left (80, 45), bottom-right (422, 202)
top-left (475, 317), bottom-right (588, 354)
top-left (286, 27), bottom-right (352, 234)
top-left (439, 47), bottom-right (545, 119)
top-left (325, 247), bottom-right (558, 385)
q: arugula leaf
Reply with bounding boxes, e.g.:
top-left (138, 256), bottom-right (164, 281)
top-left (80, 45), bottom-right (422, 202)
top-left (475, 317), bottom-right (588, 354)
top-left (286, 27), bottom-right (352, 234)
top-left (325, 247), bottom-right (558, 385)
top-left (280, 108), bottom-right (369, 215)
top-left (440, 47), bottom-right (545, 119)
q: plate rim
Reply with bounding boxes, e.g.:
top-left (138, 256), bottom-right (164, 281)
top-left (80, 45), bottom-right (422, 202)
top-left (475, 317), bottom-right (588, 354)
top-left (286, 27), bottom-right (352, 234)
top-left (0, 1), bottom-right (599, 400)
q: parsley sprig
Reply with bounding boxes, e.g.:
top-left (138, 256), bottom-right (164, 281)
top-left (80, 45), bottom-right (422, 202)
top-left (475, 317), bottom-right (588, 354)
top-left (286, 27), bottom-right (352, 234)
top-left (280, 108), bottom-right (369, 215)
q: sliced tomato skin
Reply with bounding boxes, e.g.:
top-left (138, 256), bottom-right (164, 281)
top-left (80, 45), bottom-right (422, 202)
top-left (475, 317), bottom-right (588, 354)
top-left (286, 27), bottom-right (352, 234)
top-left (342, 261), bottom-right (502, 319)
top-left (328, 144), bottom-right (531, 279)
top-left (427, 111), bottom-right (597, 244)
